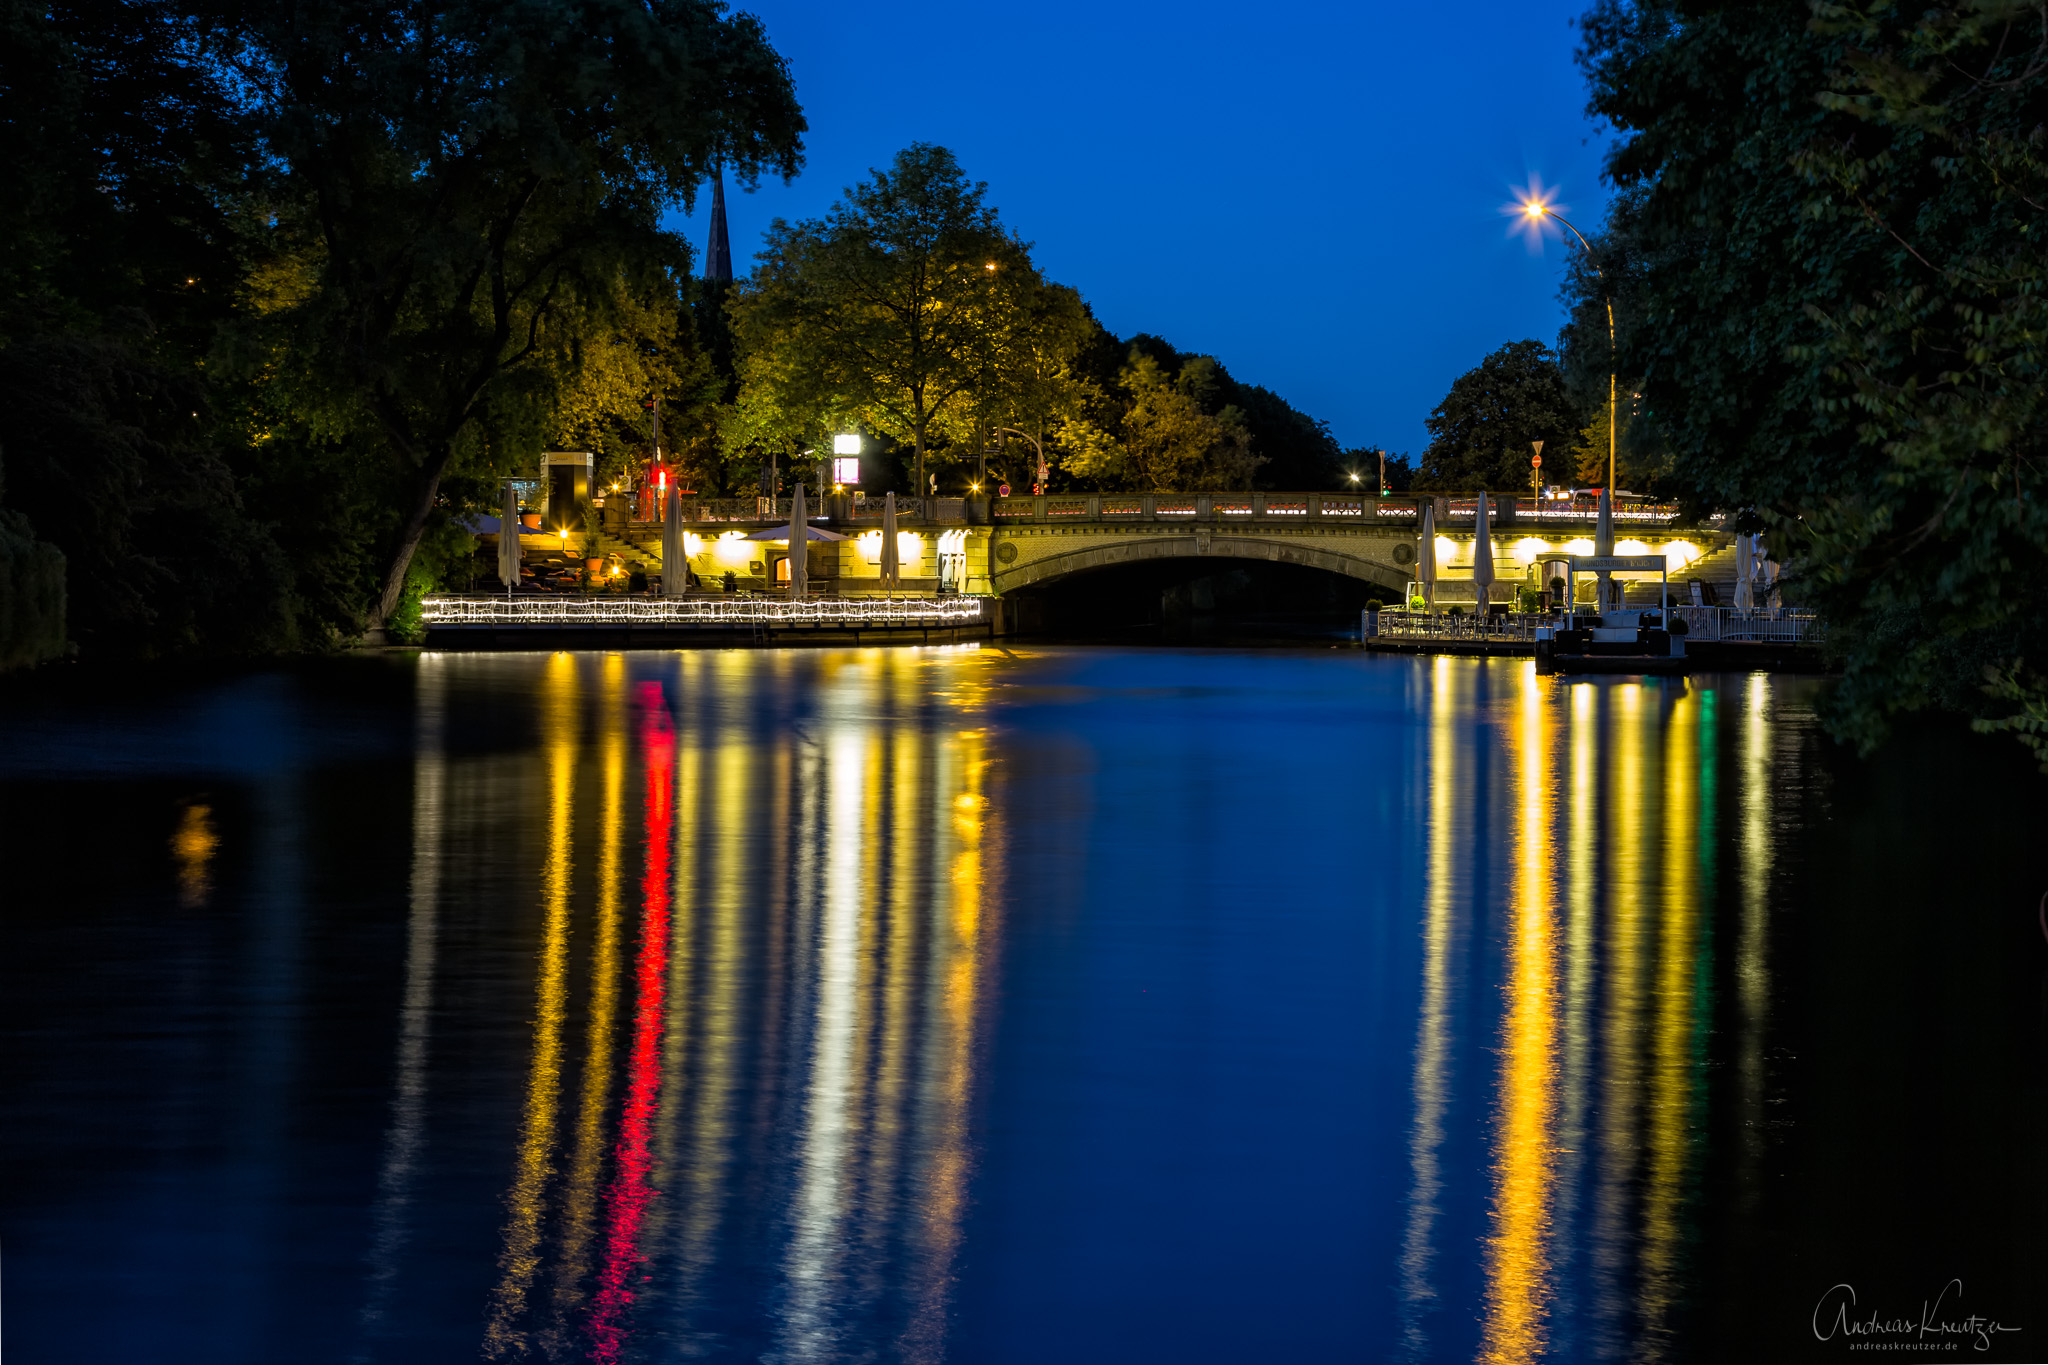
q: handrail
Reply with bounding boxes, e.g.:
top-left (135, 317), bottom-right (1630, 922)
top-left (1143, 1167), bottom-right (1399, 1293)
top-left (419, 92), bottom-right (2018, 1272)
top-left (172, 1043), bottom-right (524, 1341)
top-left (591, 491), bottom-right (1709, 530)
top-left (1365, 606), bottom-right (1822, 645)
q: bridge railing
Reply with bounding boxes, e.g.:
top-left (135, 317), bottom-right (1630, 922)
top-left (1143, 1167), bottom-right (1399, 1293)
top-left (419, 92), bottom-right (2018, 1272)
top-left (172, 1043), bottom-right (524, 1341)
top-left (987, 492), bottom-right (1695, 527)
top-left (991, 492), bottom-right (1375, 523)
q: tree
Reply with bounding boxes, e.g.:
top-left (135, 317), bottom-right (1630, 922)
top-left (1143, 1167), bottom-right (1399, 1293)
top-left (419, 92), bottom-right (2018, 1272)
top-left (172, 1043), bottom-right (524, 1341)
top-left (1060, 351), bottom-right (1259, 491)
top-left (728, 144), bottom-right (1090, 500)
top-left (218, 0), bottom-right (805, 631)
top-left (0, 0), bottom-right (302, 658)
top-left (1418, 340), bottom-right (1584, 490)
top-left (1576, 0), bottom-right (2048, 753)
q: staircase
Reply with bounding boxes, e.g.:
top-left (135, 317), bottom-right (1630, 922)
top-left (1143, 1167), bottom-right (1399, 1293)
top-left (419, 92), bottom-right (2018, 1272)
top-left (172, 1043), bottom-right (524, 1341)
top-left (1675, 543), bottom-right (1744, 606)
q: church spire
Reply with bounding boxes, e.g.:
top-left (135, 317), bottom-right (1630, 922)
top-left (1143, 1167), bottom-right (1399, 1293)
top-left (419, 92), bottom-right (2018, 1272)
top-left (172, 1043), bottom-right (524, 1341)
top-left (704, 164), bottom-right (732, 283)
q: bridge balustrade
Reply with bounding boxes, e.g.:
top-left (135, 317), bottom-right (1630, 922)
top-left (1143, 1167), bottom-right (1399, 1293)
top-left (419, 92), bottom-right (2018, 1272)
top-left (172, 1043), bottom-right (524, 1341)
top-left (635, 491), bottom-right (1701, 530)
top-left (982, 492), bottom-right (1693, 527)
top-left (989, 492), bottom-right (1381, 523)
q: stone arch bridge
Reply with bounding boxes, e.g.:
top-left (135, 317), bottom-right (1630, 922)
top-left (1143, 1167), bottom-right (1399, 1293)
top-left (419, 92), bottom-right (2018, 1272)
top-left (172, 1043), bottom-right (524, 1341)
top-left (978, 492), bottom-right (1728, 601)
top-left (582, 490), bottom-right (1730, 603)
top-left (986, 492), bottom-right (1413, 595)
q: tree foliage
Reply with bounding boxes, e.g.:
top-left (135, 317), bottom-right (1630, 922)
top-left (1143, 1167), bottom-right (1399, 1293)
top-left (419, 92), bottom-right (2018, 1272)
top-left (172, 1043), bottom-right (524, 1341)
top-left (0, 0), bottom-right (299, 659)
top-left (218, 0), bottom-right (805, 627)
top-left (1576, 0), bottom-right (2048, 751)
top-left (1047, 331), bottom-right (1339, 493)
top-left (1058, 350), bottom-right (1261, 490)
top-left (0, 0), bottom-right (804, 654)
top-left (728, 145), bottom-right (1090, 499)
top-left (1418, 340), bottom-right (1584, 490)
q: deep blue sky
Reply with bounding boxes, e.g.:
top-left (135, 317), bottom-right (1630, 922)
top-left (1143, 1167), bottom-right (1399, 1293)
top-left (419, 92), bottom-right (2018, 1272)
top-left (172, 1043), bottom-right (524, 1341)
top-left (674, 0), bottom-right (1613, 462)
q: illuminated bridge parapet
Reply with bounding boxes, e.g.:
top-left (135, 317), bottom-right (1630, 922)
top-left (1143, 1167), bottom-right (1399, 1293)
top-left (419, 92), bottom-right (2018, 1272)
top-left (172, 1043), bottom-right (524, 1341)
top-left (989, 492), bottom-right (1694, 528)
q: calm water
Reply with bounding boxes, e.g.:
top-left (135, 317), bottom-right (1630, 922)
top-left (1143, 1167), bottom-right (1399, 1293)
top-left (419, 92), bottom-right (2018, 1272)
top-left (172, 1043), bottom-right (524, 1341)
top-left (3, 647), bottom-right (2044, 1363)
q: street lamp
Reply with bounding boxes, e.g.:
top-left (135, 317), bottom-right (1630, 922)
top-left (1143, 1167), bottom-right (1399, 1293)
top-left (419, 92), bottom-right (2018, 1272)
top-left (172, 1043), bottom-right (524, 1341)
top-left (1521, 199), bottom-right (1617, 494)
top-left (831, 432), bottom-right (861, 489)
top-left (994, 427), bottom-right (1047, 495)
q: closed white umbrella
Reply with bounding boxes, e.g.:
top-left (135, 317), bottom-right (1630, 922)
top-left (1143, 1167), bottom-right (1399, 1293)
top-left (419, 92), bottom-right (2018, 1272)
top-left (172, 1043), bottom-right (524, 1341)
top-left (1595, 487), bottom-right (1616, 611)
top-left (1417, 500), bottom-right (1437, 612)
top-left (661, 478), bottom-right (686, 596)
top-left (880, 492), bottom-right (900, 594)
top-left (1472, 489), bottom-right (1496, 617)
top-left (498, 483), bottom-right (521, 591)
top-left (787, 482), bottom-right (807, 599)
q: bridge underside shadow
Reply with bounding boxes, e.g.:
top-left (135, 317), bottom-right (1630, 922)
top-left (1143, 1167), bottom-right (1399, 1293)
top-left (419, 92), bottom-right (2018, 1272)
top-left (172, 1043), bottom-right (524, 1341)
top-left (1002, 557), bottom-right (1395, 642)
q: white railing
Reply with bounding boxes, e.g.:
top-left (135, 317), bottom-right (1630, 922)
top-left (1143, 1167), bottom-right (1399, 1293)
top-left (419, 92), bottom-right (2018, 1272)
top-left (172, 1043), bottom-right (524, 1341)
top-left (1673, 607), bottom-right (1823, 643)
top-left (1367, 606), bottom-right (1824, 647)
top-left (422, 594), bottom-right (990, 627)
top-left (1370, 609), bottom-right (1542, 643)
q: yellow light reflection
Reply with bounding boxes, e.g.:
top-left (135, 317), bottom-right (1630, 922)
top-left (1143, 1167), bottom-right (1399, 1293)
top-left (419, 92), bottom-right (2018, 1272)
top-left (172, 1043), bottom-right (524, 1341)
top-left (1639, 688), bottom-right (1701, 1346)
top-left (546, 654), bottom-right (626, 1348)
top-left (484, 652), bottom-right (580, 1357)
top-left (1593, 683), bottom-right (1647, 1329)
top-left (172, 801), bottom-right (219, 907)
top-left (1479, 664), bottom-right (1562, 1362)
top-left (1399, 655), bottom-right (1462, 1355)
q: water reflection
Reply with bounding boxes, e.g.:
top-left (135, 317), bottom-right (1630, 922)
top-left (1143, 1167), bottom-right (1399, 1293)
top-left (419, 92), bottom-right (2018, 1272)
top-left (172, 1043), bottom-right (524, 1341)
top-left (18, 646), bottom-right (2042, 1364)
top-left (1394, 665), bottom-right (1754, 1363)
top-left (413, 649), bottom-right (1004, 1362)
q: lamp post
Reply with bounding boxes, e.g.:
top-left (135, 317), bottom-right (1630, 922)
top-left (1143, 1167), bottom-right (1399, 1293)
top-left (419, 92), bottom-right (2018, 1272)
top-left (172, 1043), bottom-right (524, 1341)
top-left (993, 427), bottom-right (1045, 494)
top-left (1521, 200), bottom-right (1616, 494)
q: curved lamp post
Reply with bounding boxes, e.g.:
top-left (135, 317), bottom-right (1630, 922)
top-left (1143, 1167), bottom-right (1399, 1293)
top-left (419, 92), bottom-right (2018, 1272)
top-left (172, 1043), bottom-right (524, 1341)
top-left (1521, 200), bottom-right (1617, 494)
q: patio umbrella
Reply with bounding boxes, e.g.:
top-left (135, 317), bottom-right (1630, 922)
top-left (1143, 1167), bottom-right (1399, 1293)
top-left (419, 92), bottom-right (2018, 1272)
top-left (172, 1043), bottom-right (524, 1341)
top-left (880, 492), bottom-right (900, 594)
top-left (1471, 489), bottom-right (1496, 614)
top-left (1417, 500), bottom-right (1437, 611)
top-left (787, 482), bottom-right (807, 599)
top-left (1733, 533), bottom-right (1754, 610)
top-left (1594, 487), bottom-right (1616, 611)
top-left (498, 483), bottom-right (521, 591)
top-left (661, 479), bottom-right (686, 596)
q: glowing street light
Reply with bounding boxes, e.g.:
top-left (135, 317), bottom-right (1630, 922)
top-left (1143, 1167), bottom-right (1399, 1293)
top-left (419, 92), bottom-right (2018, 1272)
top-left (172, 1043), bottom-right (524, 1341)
top-left (831, 432), bottom-right (861, 489)
top-left (1520, 197), bottom-right (1618, 495)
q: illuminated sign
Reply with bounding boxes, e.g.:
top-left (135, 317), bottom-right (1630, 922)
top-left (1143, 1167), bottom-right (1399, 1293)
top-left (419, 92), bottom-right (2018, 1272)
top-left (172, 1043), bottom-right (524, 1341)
top-left (832, 457), bottom-right (860, 485)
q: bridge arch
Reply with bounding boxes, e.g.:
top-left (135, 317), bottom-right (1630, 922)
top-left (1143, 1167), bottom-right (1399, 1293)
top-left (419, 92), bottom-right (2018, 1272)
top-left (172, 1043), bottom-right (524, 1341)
top-left (992, 532), bottom-right (1411, 597)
